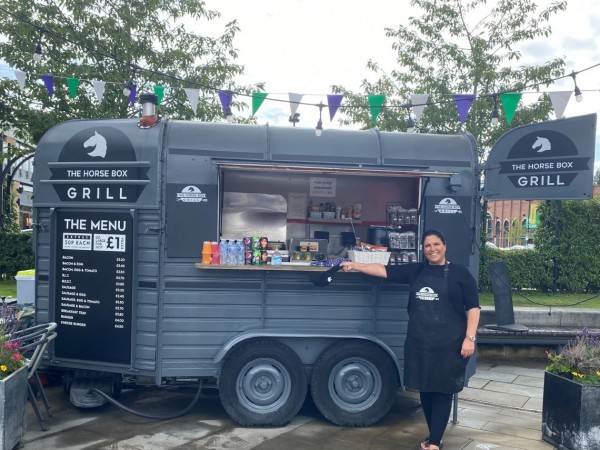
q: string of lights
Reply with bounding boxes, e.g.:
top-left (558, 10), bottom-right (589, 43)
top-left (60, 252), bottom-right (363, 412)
top-left (1, 5), bottom-right (600, 133)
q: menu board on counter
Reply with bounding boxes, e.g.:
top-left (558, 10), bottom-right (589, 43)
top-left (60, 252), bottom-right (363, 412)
top-left (54, 210), bottom-right (133, 364)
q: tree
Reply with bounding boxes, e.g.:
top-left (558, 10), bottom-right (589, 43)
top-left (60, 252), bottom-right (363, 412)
top-left (506, 220), bottom-right (527, 247)
top-left (594, 167), bottom-right (600, 185)
top-left (535, 199), bottom-right (600, 292)
top-left (332, 0), bottom-right (567, 160)
top-left (0, 0), bottom-right (260, 148)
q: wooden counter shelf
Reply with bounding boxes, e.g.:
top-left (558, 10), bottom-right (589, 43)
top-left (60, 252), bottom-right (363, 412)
top-left (194, 263), bottom-right (330, 272)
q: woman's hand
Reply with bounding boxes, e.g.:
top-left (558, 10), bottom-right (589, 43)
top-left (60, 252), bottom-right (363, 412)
top-left (461, 339), bottom-right (475, 358)
top-left (341, 261), bottom-right (355, 272)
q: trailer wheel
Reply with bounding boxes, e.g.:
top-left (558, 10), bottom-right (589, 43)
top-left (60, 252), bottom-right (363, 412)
top-left (310, 340), bottom-right (399, 427)
top-left (219, 339), bottom-right (307, 426)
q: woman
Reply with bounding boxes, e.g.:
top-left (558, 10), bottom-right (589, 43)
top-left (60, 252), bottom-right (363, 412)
top-left (341, 229), bottom-right (480, 450)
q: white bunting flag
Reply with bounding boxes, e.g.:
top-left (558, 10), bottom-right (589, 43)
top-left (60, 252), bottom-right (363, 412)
top-left (92, 80), bottom-right (106, 103)
top-left (410, 93), bottom-right (430, 121)
top-left (15, 70), bottom-right (26, 91)
top-left (184, 88), bottom-right (199, 114)
top-left (548, 91), bottom-right (572, 119)
top-left (288, 92), bottom-right (304, 117)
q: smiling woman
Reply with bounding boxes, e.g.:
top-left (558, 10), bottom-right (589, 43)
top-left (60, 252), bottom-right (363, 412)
top-left (341, 229), bottom-right (481, 450)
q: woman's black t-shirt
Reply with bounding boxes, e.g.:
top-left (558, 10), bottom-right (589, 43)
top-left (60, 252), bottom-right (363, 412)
top-left (385, 262), bottom-right (480, 315)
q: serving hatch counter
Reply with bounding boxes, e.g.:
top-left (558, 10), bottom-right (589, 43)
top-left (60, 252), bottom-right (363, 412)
top-left (194, 263), bottom-right (330, 271)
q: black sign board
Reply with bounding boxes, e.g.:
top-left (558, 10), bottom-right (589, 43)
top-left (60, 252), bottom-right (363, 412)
top-left (485, 114), bottom-right (596, 200)
top-left (423, 196), bottom-right (472, 266)
top-left (54, 210), bottom-right (133, 364)
top-left (166, 183), bottom-right (218, 257)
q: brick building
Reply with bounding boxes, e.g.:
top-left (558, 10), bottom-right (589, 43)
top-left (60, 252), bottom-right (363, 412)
top-left (485, 185), bottom-right (600, 248)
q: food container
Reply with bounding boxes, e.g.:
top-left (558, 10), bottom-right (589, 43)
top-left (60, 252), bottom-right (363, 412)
top-left (348, 250), bottom-right (391, 265)
top-left (322, 211), bottom-right (335, 219)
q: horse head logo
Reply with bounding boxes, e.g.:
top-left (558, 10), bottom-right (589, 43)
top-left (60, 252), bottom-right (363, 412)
top-left (532, 136), bottom-right (551, 153)
top-left (83, 131), bottom-right (107, 158)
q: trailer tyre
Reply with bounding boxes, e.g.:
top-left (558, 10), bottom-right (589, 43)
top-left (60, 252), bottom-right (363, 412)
top-left (310, 340), bottom-right (399, 427)
top-left (219, 339), bottom-right (307, 426)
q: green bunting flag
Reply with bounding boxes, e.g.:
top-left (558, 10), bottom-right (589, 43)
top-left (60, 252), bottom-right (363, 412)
top-left (252, 92), bottom-right (268, 115)
top-left (368, 94), bottom-right (386, 124)
top-left (153, 85), bottom-right (165, 106)
top-left (500, 92), bottom-right (522, 125)
top-left (66, 77), bottom-right (79, 98)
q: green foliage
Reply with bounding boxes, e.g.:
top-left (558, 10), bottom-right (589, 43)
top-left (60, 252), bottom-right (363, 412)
top-left (535, 199), bottom-right (600, 292)
top-left (546, 330), bottom-right (600, 385)
top-left (332, 0), bottom-right (567, 159)
top-left (0, 0), bottom-right (261, 145)
top-left (479, 246), bottom-right (552, 291)
top-left (0, 232), bottom-right (34, 278)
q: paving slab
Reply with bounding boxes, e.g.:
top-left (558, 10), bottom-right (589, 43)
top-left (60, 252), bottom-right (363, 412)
top-left (471, 369), bottom-right (519, 383)
top-left (485, 365), bottom-right (546, 378)
top-left (483, 380), bottom-right (544, 399)
top-left (513, 375), bottom-right (545, 388)
top-left (459, 386), bottom-right (530, 408)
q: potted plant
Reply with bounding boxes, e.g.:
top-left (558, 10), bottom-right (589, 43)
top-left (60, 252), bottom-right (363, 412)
top-left (0, 304), bottom-right (28, 450)
top-left (542, 328), bottom-right (600, 450)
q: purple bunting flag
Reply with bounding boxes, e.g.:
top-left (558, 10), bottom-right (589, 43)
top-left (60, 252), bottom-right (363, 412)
top-left (453, 94), bottom-right (475, 124)
top-left (129, 84), bottom-right (137, 105)
top-left (218, 90), bottom-right (233, 114)
top-left (40, 74), bottom-right (54, 96)
top-left (327, 94), bottom-right (344, 121)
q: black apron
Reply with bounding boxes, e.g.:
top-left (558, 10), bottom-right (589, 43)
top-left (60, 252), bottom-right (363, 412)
top-left (403, 262), bottom-right (469, 393)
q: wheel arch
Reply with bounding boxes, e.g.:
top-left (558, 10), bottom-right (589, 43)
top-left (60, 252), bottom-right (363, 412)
top-left (214, 331), bottom-right (403, 388)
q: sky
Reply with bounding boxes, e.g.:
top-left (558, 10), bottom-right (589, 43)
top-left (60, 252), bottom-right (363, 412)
top-left (202, 0), bottom-right (600, 170)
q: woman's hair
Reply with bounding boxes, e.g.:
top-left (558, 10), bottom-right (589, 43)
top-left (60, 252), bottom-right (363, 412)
top-left (421, 229), bottom-right (446, 246)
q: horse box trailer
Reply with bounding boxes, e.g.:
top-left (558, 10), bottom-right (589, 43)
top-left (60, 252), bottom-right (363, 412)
top-left (32, 99), bottom-right (480, 427)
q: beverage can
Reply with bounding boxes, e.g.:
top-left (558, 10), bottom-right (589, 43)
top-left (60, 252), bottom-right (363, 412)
top-left (252, 250), bottom-right (262, 265)
top-left (251, 236), bottom-right (261, 251)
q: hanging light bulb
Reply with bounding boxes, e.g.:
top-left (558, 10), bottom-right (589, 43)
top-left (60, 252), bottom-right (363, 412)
top-left (33, 42), bottom-right (42, 62)
top-left (315, 101), bottom-right (324, 136)
top-left (32, 29), bottom-right (45, 62)
top-left (406, 115), bottom-right (415, 133)
top-left (571, 71), bottom-right (583, 102)
top-left (122, 64), bottom-right (140, 97)
top-left (315, 119), bottom-right (323, 137)
top-left (122, 79), bottom-right (133, 97)
top-left (491, 95), bottom-right (499, 125)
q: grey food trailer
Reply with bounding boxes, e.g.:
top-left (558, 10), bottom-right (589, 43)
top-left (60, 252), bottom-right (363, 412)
top-left (32, 111), bottom-right (480, 427)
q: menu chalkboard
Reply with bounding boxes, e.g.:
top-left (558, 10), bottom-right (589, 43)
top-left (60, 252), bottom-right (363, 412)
top-left (54, 210), bottom-right (133, 364)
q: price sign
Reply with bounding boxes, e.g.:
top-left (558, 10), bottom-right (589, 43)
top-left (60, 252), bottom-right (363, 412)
top-left (54, 211), bottom-right (133, 364)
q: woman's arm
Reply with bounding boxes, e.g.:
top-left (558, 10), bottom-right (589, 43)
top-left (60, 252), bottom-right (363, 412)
top-left (341, 261), bottom-right (388, 278)
top-left (461, 307), bottom-right (480, 358)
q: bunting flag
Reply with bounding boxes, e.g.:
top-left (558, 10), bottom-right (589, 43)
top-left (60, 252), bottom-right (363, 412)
top-left (15, 70), bottom-right (26, 90)
top-left (410, 93), bottom-right (429, 121)
top-left (217, 90), bottom-right (233, 114)
top-left (91, 80), bottom-right (105, 103)
top-left (153, 85), bottom-right (165, 106)
top-left (500, 92), bottom-right (522, 125)
top-left (548, 91), bottom-right (572, 119)
top-left (453, 94), bottom-right (475, 124)
top-left (128, 84), bottom-right (136, 105)
top-left (252, 92), bottom-right (268, 115)
top-left (288, 92), bottom-right (303, 117)
top-left (368, 94), bottom-right (386, 124)
top-left (40, 74), bottom-right (54, 96)
top-left (66, 77), bottom-right (80, 98)
top-left (184, 88), bottom-right (199, 113)
top-left (327, 94), bottom-right (344, 121)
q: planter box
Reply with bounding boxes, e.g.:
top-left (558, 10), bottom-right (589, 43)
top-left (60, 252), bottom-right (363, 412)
top-left (0, 366), bottom-right (28, 450)
top-left (542, 371), bottom-right (600, 450)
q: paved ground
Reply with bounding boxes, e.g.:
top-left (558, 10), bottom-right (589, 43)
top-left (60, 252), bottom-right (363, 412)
top-left (19, 358), bottom-right (555, 450)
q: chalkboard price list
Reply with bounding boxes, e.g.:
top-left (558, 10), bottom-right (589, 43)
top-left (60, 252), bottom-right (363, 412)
top-left (55, 211), bottom-right (133, 364)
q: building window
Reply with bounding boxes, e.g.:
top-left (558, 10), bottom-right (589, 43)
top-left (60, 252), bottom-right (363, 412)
top-left (503, 220), bottom-right (509, 248)
top-left (495, 220), bottom-right (501, 245)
